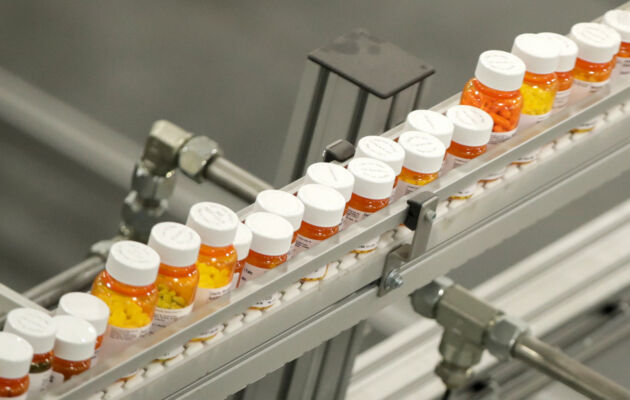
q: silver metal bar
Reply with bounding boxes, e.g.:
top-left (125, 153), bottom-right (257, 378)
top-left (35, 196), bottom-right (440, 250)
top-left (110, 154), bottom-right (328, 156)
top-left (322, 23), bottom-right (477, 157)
top-left (513, 335), bottom-right (630, 400)
top-left (205, 156), bottom-right (274, 203)
top-left (22, 256), bottom-right (103, 309)
top-left (0, 283), bottom-right (48, 320)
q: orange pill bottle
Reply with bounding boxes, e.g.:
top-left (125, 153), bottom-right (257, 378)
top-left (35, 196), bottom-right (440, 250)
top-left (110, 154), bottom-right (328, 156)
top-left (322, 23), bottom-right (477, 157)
top-left (354, 136), bottom-right (405, 196)
top-left (254, 190), bottom-right (304, 254)
top-left (49, 315), bottom-right (96, 385)
top-left (604, 10), bottom-right (630, 79)
top-left (403, 110), bottom-right (454, 154)
top-left (239, 212), bottom-right (294, 310)
top-left (461, 50), bottom-right (525, 144)
top-left (3, 310), bottom-right (52, 396)
top-left (539, 33), bottom-right (578, 110)
top-left (445, 105), bottom-right (493, 199)
top-left (91, 241), bottom-right (160, 346)
top-left (292, 184), bottom-right (346, 281)
top-left (232, 223), bottom-right (253, 289)
top-left (57, 293), bottom-right (110, 366)
top-left (342, 158), bottom-right (396, 253)
top-left (393, 131), bottom-right (445, 201)
top-left (186, 202), bottom-right (239, 341)
top-left (569, 23), bottom-right (621, 133)
top-left (147, 222), bottom-right (201, 359)
top-left (0, 332), bottom-right (32, 400)
top-left (304, 162), bottom-right (355, 214)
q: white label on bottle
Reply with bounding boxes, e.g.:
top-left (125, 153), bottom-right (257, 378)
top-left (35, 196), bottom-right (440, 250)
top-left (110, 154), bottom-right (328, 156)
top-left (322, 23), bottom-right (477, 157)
top-left (342, 207), bottom-right (379, 252)
top-left (293, 234), bottom-right (330, 280)
top-left (108, 324), bottom-right (151, 342)
top-left (393, 179), bottom-right (421, 201)
top-left (571, 78), bottom-right (609, 102)
top-left (192, 326), bottom-right (220, 342)
top-left (28, 369), bottom-right (51, 393)
top-left (196, 284), bottom-right (231, 303)
top-left (614, 56), bottom-right (630, 79)
top-left (151, 304), bottom-right (193, 331)
top-left (48, 370), bottom-right (65, 388)
top-left (553, 88), bottom-right (571, 109)
top-left (156, 346), bottom-right (185, 361)
top-left (489, 128), bottom-right (517, 144)
top-left (240, 263), bottom-right (281, 308)
top-left (451, 183), bottom-right (476, 199)
top-left (514, 149), bottom-right (539, 164)
top-left (519, 111), bottom-right (551, 131)
top-left (0, 394), bottom-right (27, 400)
top-left (481, 167), bottom-right (507, 182)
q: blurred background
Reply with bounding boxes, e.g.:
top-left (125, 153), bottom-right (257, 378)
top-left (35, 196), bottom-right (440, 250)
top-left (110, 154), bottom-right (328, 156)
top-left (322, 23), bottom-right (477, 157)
top-left (0, 0), bottom-right (624, 290)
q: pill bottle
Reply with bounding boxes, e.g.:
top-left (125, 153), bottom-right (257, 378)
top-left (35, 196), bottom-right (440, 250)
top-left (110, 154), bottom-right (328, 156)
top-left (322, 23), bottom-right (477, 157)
top-left (147, 222), bottom-right (201, 360)
top-left (91, 240), bottom-right (160, 344)
top-left (393, 132), bottom-right (445, 201)
top-left (231, 223), bottom-right (253, 289)
top-left (354, 136), bottom-right (404, 194)
top-left (57, 293), bottom-right (109, 363)
top-left (538, 33), bottom-right (578, 110)
top-left (569, 23), bottom-right (621, 133)
top-left (445, 106), bottom-right (493, 199)
top-left (292, 184), bottom-right (346, 281)
top-left (49, 316), bottom-right (96, 384)
top-left (342, 158), bottom-right (396, 253)
top-left (512, 33), bottom-right (559, 130)
top-left (603, 10), bottom-right (630, 78)
top-left (253, 190), bottom-right (304, 250)
top-left (304, 162), bottom-right (355, 212)
top-left (0, 332), bottom-right (32, 400)
top-left (186, 202), bottom-right (238, 341)
top-left (239, 212), bottom-right (294, 310)
top-left (3, 309), bottom-right (54, 394)
top-left (461, 50), bottom-right (525, 144)
top-left (403, 110), bottom-right (454, 151)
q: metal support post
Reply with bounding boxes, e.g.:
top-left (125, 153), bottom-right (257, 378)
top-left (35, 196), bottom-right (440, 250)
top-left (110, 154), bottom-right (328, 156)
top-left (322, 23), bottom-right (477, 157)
top-left (275, 30), bottom-right (434, 186)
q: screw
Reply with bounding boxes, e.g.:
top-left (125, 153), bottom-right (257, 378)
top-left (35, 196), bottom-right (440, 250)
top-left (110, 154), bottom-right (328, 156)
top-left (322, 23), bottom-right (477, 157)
top-left (385, 271), bottom-right (404, 290)
top-left (424, 209), bottom-right (436, 222)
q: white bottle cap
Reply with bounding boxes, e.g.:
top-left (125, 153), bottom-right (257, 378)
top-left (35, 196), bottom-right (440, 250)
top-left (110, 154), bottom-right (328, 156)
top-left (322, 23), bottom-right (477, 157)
top-left (297, 184), bottom-right (346, 228)
top-left (511, 33), bottom-right (559, 74)
top-left (245, 212), bottom-right (294, 256)
top-left (186, 202), bottom-right (239, 247)
top-left (254, 190), bottom-right (304, 232)
top-left (57, 293), bottom-right (110, 336)
top-left (354, 136), bottom-right (405, 175)
top-left (403, 110), bottom-right (454, 149)
top-left (398, 131), bottom-right (446, 174)
top-left (4, 308), bottom-right (55, 355)
top-left (148, 222), bottom-right (201, 267)
top-left (0, 332), bottom-right (33, 379)
top-left (474, 50), bottom-right (526, 92)
top-left (234, 223), bottom-right (253, 261)
top-left (538, 32), bottom-right (578, 72)
top-left (304, 162), bottom-right (355, 202)
top-left (446, 105), bottom-right (493, 147)
top-left (347, 157), bottom-right (396, 200)
top-left (569, 22), bottom-right (621, 63)
top-left (105, 240), bottom-right (160, 287)
top-left (51, 316), bottom-right (96, 362)
top-left (603, 10), bottom-right (630, 43)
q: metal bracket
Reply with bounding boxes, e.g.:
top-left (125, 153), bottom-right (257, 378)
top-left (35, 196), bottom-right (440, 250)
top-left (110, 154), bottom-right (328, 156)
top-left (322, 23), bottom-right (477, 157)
top-left (378, 192), bottom-right (438, 296)
top-left (322, 139), bottom-right (355, 163)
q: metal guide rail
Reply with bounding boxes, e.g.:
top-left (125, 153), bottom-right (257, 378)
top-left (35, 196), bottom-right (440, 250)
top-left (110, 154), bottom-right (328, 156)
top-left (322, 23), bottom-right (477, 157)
top-left (34, 72), bottom-right (630, 400)
top-left (348, 198), bottom-right (630, 399)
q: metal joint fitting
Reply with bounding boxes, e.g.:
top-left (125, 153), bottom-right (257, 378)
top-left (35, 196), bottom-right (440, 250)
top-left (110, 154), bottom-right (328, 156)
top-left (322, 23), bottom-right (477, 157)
top-left (484, 315), bottom-right (530, 361)
top-left (142, 120), bottom-right (192, 175)
top-left (410, 276), bottom-right (454, 319)
top-left (120, 192), bottom-right (169, 241)
top-left (131, 162), bottom-right (177, 201)
top-left (89, 237), bottom-right (123, 260)
top-left (178, 135), bottom-right (222, 182)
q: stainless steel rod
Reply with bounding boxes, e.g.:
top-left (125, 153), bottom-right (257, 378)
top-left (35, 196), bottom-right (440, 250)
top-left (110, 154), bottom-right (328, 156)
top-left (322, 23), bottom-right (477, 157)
top-left (205, 156), bottom-right (274, 203)
top-left (513, 335), bottom-right (630, 400)
top-left (22, 256), bottom-right (104, 308)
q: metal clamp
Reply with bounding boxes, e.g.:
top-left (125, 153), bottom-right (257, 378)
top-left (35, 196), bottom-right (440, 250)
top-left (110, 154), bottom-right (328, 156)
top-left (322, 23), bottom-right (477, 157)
top-left (378, 192), bottom-right (438, 296)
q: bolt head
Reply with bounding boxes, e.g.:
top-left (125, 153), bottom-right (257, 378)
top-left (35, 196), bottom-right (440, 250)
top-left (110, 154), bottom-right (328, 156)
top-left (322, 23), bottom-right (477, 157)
top-left (410, 276), bottom-right (454, 318)
top-left (485, 315), bottom-right (529, 360)
top-left (178, 136), bottom-right (221, 182)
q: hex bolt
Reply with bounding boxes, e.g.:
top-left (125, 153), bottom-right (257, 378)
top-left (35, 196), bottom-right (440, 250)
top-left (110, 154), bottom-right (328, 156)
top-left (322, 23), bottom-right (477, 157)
top-left (385, 271), bottom-right (403, 290)
top-left (424, 209), bottom-right (437, 222)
